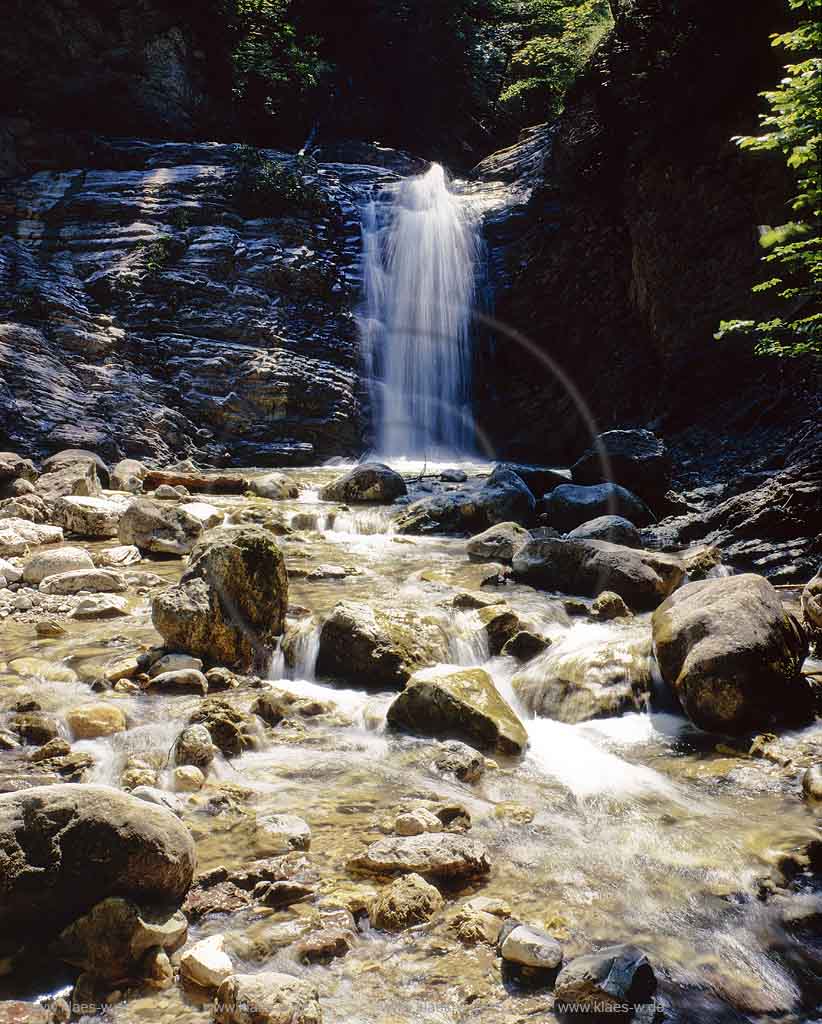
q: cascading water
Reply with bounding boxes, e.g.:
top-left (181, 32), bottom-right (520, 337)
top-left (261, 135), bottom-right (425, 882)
top-left (359, 163), bottom-right (481, 457)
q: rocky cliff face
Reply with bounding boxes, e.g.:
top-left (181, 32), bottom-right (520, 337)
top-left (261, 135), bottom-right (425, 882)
top-left (0, 141), bottom-right (400, 465)
top-left (0, 0), bottom-right (231, 177)
top-left (481, 0), bottom-right (796, 462)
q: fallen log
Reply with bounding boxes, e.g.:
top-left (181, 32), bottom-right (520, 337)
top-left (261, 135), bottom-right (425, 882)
top-left (144, 471), bottom-right (250, 494)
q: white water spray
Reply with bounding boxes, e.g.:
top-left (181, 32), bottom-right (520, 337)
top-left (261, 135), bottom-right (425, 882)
top-left (359, 163), bottom-right (481, 456)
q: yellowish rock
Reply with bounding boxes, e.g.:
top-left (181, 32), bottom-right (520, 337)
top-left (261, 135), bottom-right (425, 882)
top-left (67, 703), bottom-right (127, 740)
top-left (10, 658), bottom-right (78, 684)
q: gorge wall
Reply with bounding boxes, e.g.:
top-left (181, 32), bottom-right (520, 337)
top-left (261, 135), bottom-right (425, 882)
top-left (481, 0), bottom-right (802, 463)
top-left (0, 0), bottom-right (231, 178)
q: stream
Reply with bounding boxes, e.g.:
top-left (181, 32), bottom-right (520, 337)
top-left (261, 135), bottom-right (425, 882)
top-left (1, 462), bottom-right (820, 1023)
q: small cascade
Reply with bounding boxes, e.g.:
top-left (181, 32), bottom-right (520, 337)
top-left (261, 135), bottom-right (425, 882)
top-left (359, 163), bottom-right (482, 457)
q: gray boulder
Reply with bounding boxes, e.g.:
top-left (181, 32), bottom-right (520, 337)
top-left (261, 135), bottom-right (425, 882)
top-left (215, 972), bottom-right (322, 1024)
top-left (554, 944), bottom-right (656, 1012)
top-left (387, 665), bottom-right (528, 754)
top-left (396, 466), bottom-right (535, 535)
top-left (52, 495), bottom-right (124, 538)
top-left (513, 538), bottom-right (684, 610)
top-left (119, 498), bottom-right (203, 555)
top-left (466, 521), bottom-right (530, 563)
top-left (35, 461), bottom-right (101, 500)
top-left (320, 463), bottom-right (407, 503)
top-left (0, 784), bottom-right (196, 942)
top-left (317, 600), bottom-right (448, 690)
top-left (249, 472), bottom-right (299, 500)
top-left (571, 429), bottom-right (672, 506)
top-left (23, 545), bottom-right (94, 584)
top-left (545, 482), bottom-right (652, 531)
top-left (652, 574), bottom-right (810, 734)
top-left (152, 526), bottom-right (288, 670)
top-left (111, 458), bottom-right (147, 492)
top-left (42, 449), bottom-right (110, 488)
top-left (568, 515), bottom-right (641, 548)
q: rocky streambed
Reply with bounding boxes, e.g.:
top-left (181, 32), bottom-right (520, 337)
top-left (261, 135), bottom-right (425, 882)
top-left (0, 450), bottom-right (821, 1024)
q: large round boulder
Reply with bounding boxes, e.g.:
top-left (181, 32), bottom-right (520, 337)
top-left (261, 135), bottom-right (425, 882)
top-left (22, 545), bottom-right (94, 584)
top-left (554, 944), bottom-right (656, 1013)
top-left (545, 482), bottom-right (653, 531)
top-left (119, 498), bottom-right (203, 555)
top-left (567, 515), bottom-right (641, 548)
top-left (320, 463), bottom-right (407, 503)
top-left (35, 460), bottom-right (101, 500)
top-left (652, 574), bottom-right (810, 734)
top-left (152, 526), bottom-right (288, 670)
top-left (111, 459), bottom-right (147, 493)
top-left (387, 665), bottom-right (528, 754)
top-left (512, 538), bottom-right (684, 611)
top-left (215, 972), bottom-right (322, 1024)
top-left (571, 429), bottom-right (672, 506)
top-left (317, 600), bottom-right (449, 690)
top-left (0, 784), bottom-right (196, 943)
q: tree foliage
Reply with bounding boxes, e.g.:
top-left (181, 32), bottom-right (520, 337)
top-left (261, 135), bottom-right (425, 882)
top-left (216, 0), bottom-right (613, 161)
top-left (717, 0), bottom-right (821, 357)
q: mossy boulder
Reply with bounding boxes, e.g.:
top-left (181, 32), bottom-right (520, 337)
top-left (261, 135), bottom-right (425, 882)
top-left (387, 666), bottom-right (528, 754)
top-left (152, 526), bottom-right (287, 670)
top-left (652, 573), bottom-right (810, 734)
top-left (317, 600), bottom-right (448, 690)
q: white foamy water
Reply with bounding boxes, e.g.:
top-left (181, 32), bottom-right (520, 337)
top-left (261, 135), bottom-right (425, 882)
top-left (359, 164), bottom-right (481, 456)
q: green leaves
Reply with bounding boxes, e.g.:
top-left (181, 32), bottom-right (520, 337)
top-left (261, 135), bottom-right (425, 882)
top-left (718, 0), bottom-right (821, 358)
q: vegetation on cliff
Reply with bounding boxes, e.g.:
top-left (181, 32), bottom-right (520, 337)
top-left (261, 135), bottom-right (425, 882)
top-left (717, 0), bottom-right (821, 357)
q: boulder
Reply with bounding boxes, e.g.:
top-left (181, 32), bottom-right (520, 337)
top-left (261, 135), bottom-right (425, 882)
top-left (652, 574), bottom-right (810, 734)
top-left (500, 464), bottom-right (570, 496)
top-left (131, 787), bottom-right (184, 817)
top-left (512, 629), bottom-right (653, 723)
top-left (432, 740), bottom-right (485, 782)
top-left (571, 429), bottom-right (672, 506)
top-left (52, 496), bottom-right (123, 539)
top-left (119, 499), bottom-right (203, 555)
top-left (568, 515), bottom-right (642, 548)
top-left (387, 666), bottom-right (528, 755)
top-left (255, 814), bottom-right (311, 855)
top-left (466, 522), bottom-right (530, 563)
top-left (179, 502), bottom-right (222, 530)
top-left (499, 924), bottom-right (562, 971)
top-left (0, 557), bottom-right (22, 584)
top-left (553, 944), bottom-right (656, 1012)
top-left (803, 765), bottom-right (822, 801)
top-left (173, 766), bottom-right (205, 791)
top-left (0, 494), bottom-right (52, 525)
top-left (42, 450), bottom-right (110, 488)
top-left (320, 463), bottom-right (406, 503)
top-left (395, 466), bottom-right (535, 535)
top-left (151, 526), bottom-right (288, 670)
top-left (591, 590), bottom-right (632, 620)
top-left (10, 712), bottom-right (59, 745)
top-left (111, 459), bottom-right (147, 494)
top-left (144, 471), bottom-right (249, 494)
top-left (154, 484), bottom-right (185, 500)
top-left (317, 600), bottom-right (448, 690)
top-left (71, 594), bottom-right (129, 619)
top-left (370, 873), bottom-right (443, 931)
top-left (66, 704), bottom-right (127, 740)
top-left (23, 546), bottom-right (94, 584)
top-left (51, 897), bottom-right (187, 982)
top-left (215, 972), bottom-right (322, 1024)
top-left (545, 482), bottom-right (652, 531)
top-left (0, 784), bottom-right (196, 940)
top-left (249, 473), bottom-right (299, 500)
top-left (9, 657), bottom-right (78, 683)
top-left (501, 631), bottom-right (549, 661)
top-left (802, 570), bottom-right (822, 635)
top-left (351, 833), bottom-right (490, 882)
top-left (0, 453), bottom-right (37, 484)
top-left (477, 605), bottom-right (524, 655)
top-left (189, 698), bottom-right (259, 757)
top-left (0, 519), bottom-right (63, 554)
top-left (512, 538), bottom-right (684, 611)
top-left (35, 461), bottom-right (101, 500)
top-left (174, 724), bottom-right (217, 770)
top-left (180, 933), bottom-right (233, 989)
top-left (39, 568), bottom-right (127, 595)
top-left (146, 669), bottom-right (208, 695)
top-left (394, 808), bottom-right (443, 836)
top-left (93, 545), bottom-right (142, 567)
top-left (148, 654), bottom-right (204, 678)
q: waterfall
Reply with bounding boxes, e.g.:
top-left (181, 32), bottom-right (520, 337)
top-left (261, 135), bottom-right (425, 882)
top-left (359, 163), bottom-right (481, 457)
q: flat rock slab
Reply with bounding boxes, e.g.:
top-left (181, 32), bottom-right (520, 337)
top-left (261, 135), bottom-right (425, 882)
top-left (351, 833), bottom-right (491, 882)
